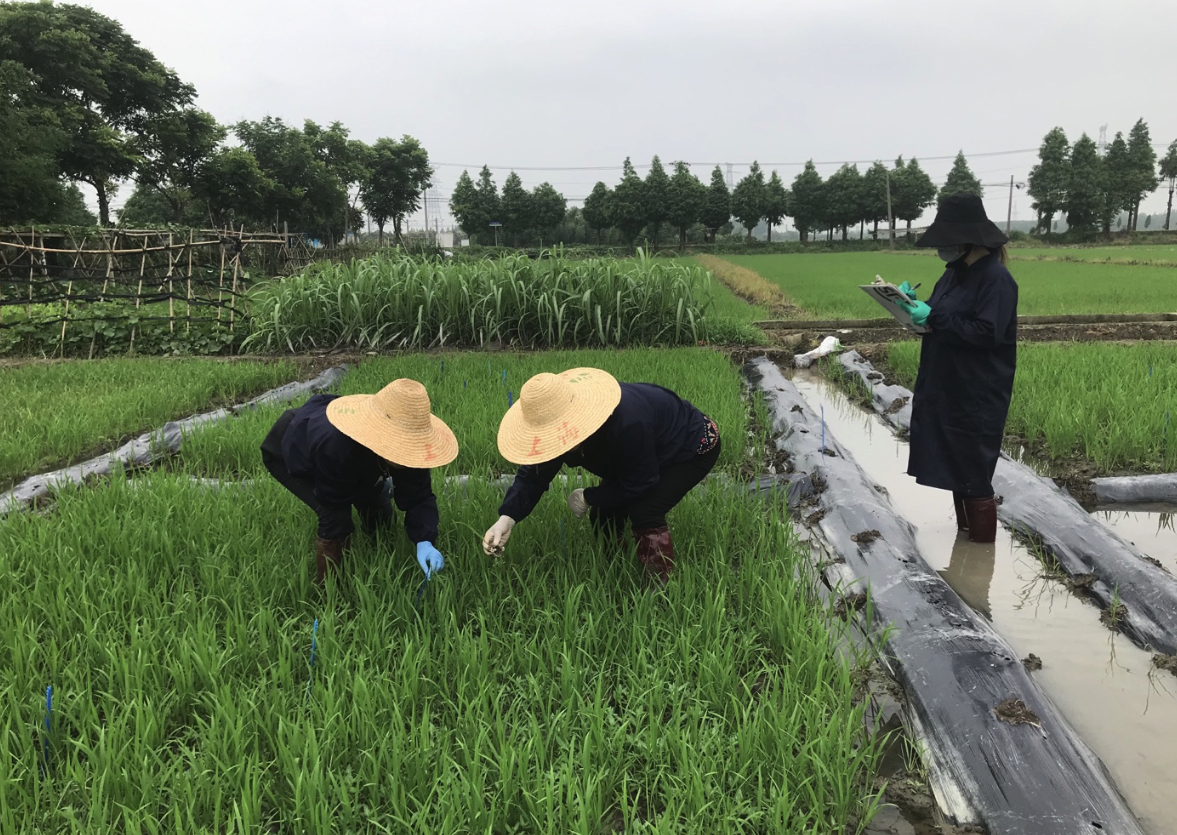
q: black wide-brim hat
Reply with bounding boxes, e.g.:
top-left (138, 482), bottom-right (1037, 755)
top-left (915, 192), bottom-right (1009, 249)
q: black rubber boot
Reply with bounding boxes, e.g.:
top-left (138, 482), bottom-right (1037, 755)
top-left (964, 496), bottom-right (998, 544)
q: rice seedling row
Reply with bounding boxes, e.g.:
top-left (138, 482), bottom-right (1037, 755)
top-left (0, 358), bottom-right (298, 486)
top-left (722, 253), bottom-right (1177, 320)
top-left (887, 342), bottom-right (1177, 473)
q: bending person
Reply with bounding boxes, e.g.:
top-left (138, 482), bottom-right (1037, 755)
top-left (260, 379), bottom-right (457, 583)
top-left (482, 368), bottom-right (721, 587)
top-left (899, 193), bottom-right (1018, 543)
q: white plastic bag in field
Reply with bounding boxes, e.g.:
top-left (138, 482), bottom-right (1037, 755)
top-left (793, 335), bottom-right (843, 369)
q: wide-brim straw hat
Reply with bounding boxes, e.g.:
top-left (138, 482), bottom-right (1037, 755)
top-left (915, 192), bottom-right (1009, 249)
top-left (497, 368), bottom-right (622, 465)
top-left (327, 379), bottom-right (458, 469)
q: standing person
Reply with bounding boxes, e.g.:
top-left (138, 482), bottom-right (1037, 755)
top-left (481, 368), bottom-right (722, 587)
top-left (899, 193), bottom-right (1018, 543)
top-left (260, 379), bottom-right (458, 583)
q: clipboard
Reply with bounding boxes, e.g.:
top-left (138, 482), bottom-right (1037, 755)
top-left (859, 275), bottom-right (929, 334)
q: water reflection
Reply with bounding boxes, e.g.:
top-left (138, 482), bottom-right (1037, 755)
top-left (938, 535), bottom-right (996, 620)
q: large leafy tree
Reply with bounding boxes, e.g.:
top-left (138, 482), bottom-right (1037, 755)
top-left (1100, 133), bottom-right (1133, 235)
top-left (500, 172), bottom-right (532, 245)
top-left (610, 158), bottom-right (647, 245)
top-left (582, 182), bottom-right (612, 245)
top-left (763, 170), bottom-right (789, 242)
top-left (117, 184), bottom-right (204, 227)
top-left (135, 108), bottom-right (225, 223)
top-left (530, 182), bottom-right (566, 243)
top-left (894, 157), bottom-right (938, 236)
top-left (475, 166), bottom-right (501, 243)
top-left (194, 147), bottom-right (274, 228)
top-left (730, 161), bottom-right (766, 241)
top-left (789, 161), bottom-right (825, 243)
top-left (941, 151), bottom-right (983, 197)
top-left (1159, 140), bottom-right (1177, 231)
top-left (1065, 133), bottom-right (1103, 236)
top-left (1027, 127), bottom-right (1070, 235)
top-left (359, 135), bottom-right (431, 244)
top-left (642, 156), bottom-right (671, 246)
top-left (0, 61), bottom-right (69, 224)
top-left (824, 163), bottom-right (863, 241)
top-left (700, 166), bottom-right (731, 243)
top-left (449, 170), bottom-right (483, 240)
top-left (1125, 118), bottom-right (1158, 232)
top-left (861, 161), bottom-right (891, 238)
top-left (0, 1), bottom-right (195, 225)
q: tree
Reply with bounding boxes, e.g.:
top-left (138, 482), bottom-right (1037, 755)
top-left (475, 166), bottom-right (500, 244)
top-left (941, 151), bottom-right (983, 197)
top-left (664, 162), bottom-right (705, 248)
top-left (610, 158), bottom-right (647, 245)
top-left (135, 108), bottom-right (225, 223)
top-left (360, 135), bottom-right (433, 245)
top-left (499, 172), bottom-right (532, 246)
top-left (448, 170), bottom-right (483, 240)
top-left (1125, 118), bottom-right (1159, 232)
top-left (861, 162), bottom-right (891, 239)
top-left (894, 157), bottom-right (938, 236)
top-left (730, 162), bottom-right (766, 241)
top-left (117, 185), bottom-right (198, 227)
top-left (1100, 133), bottom-right (1133, 235)
top-left (1159, 140), bottom-right (1177, 231)
top-left (824, 164), bottom-right (863, 241)
top-left (763, 171), bottom-right (789, 242)
top-left (1026, 127), bottom-right (1070, 235)
top-left (193, 147), bottom-right (274, 228)
top-left (530, 183), bottom-right (566, 243)
top-left (582, 182), bottom-right (612, 245)
top-left (0, 2), bottom-right (195, 224)
top-left (0, 61), bottom-right (68, 224)
top-left (1065, 133), bottom-right (1104, 236)
top-left (700, 166), bottom-right (731, 243)
top-left (789, 161), bottom-right (825, 243)
top-left (642, 156), bottom-right (671, 246)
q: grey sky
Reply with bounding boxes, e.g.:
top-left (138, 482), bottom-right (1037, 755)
top-left (84, 0), bottom-right (1177, 230)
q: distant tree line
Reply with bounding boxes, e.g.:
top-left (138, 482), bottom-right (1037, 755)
top-left (1027, 119), bottom-right (1177, 236)
top-left (0, 1), bottom-right (432, 243)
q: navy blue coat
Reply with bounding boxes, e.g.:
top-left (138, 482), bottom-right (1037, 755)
top-left (907, 253), bottom-right (1018, 495)
top-left (499, 383), bottom-right (707, 522)
top-left (282, 394), bottom-right (439, 542)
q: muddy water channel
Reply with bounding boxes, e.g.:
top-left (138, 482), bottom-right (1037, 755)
top-left (789, 370), bottom-right (1177, 835)
top-left (1095, 508), bottom-right (1177, 575)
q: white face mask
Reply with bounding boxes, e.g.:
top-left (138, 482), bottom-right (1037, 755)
top-left (937, 247), bottom-right (964, 263)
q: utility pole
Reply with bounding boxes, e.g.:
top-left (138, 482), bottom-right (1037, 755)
top-left (725, 163), bottom-right (734, 190)
top-left (885, 170), bottom-right (895, 250)
top-left (1006, 175), bottom-right (1015, 235)
top-left (423, 187), bottom-right (430, 242)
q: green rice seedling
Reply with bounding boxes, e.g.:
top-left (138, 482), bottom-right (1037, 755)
top-left (0, 358), bottom-right (297, 486)
top-left (0, 465), bottom-right (881, 834)
top-left (889, 342), bottom-right (1177, 472)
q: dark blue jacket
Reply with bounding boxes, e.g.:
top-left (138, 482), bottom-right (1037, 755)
top-left (282, 394), bottom-right (439, 542)
top-left (907, 252), bottom-right (1018, 494)
top-left (499, 383), bottom-right (707, 521)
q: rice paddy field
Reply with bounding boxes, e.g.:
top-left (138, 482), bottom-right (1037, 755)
top-left (0, 348), bottom-right (882, 834)
top-left (1009, 244), bottom-right (1177, 266)
top-left (0, 358), bottom-right (297, 487)
top-left (721, 251), bottom-right (1177, 320)
top-left (887, 341), bottom-right (1177, 472)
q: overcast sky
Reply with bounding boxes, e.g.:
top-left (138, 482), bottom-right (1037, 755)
top-left (83, 0), bottom-right (1177, 231)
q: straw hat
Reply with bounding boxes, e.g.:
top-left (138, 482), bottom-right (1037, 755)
top-left (497, 368), bottom-right (622, 464)
top-left (327, 379), bottom-right (458, 469)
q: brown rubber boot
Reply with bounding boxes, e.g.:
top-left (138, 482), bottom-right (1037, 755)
top-left (952, 492), bottom-right (969, 531)
top-left (315, 535), bottom-right (350, 584)
top-left (963, 497), bottom-right (998, 544)
top-left (633, 525), bottom-right (675, 588)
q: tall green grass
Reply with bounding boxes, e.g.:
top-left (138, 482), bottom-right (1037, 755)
top-left (0, 358), bottom-right (296, 485)
top-left (888, 342), bottom-right (1177, 472)
top-left (0, 470), bottom-right (880, 833)
top-left (180, 349), bottom-right (753, 478)
top-left (246, 251), bottom-right (716, 352)
top-left (724, 253), bottom-right (1177, 319)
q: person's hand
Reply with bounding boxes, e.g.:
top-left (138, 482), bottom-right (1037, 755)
top-left (901, 300), bottom-right (932, 327)
top-left (482, 515), bottom-right (516, 556)
top-left (416, 541), bottom-right (444, 578)
top-left (567, 488), bottom-right (588, 518)
top-left (898, 281), bottom-right (918, 300)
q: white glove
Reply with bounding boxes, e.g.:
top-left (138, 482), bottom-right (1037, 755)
top-left (482, 515), bottom-right (516, 555)
top-left (567, 488), bottom-right (588, 518)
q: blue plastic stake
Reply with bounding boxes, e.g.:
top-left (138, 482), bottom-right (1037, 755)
top-left (305, 619), bottom-right (319, 705)
top-left (508, 390), bottom-right (513, 407)
top-left (40, 686), bottom-right (51, 777)
top-left (502, 369), bottom-right (507, 387)
top-left (463, 380), bottom-right (467, 390)
top-left (414, 575), bottom-right (429, 610)
top-left (441, 360), bottom-right (445, 374)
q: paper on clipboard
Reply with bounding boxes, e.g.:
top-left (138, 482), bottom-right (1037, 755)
top-left (859, 275), bottom-right (929, 334)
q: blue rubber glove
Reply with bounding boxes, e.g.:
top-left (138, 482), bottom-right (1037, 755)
top-left (901, 300), bottom-right (932, 327)
top-left (897, 281), bottom-right (918, 300)
top-left (416, 541), bottom-right (444, 578)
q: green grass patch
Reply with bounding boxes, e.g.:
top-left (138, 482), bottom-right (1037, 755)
top-left (180, 349), bottom-right (755, 479)
top-left (888, 342), bottom-right (1177, 472)
top-left (1010, 244), bottom-right (1177, 266)
top-left (724, 253), bottom-right (1177, 319)
top-left (0, 358), bottom-right (297, 485)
